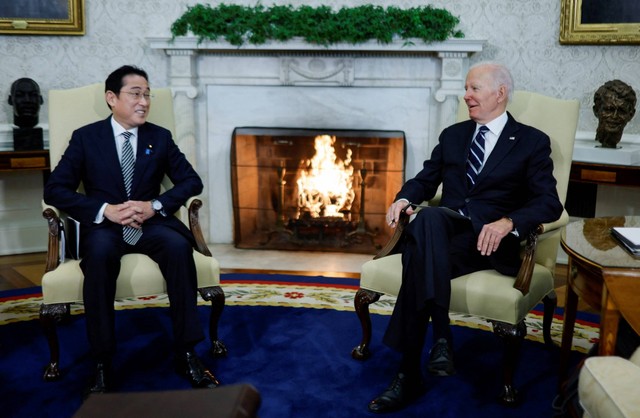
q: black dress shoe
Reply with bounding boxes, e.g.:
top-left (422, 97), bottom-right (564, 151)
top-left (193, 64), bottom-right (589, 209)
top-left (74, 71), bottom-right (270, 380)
top-left (83, 361), bottom-right (111, 398)
top-left (427, 338), bottom-right (455, 376)
top-left (175, 351), bottom-right (220, 388)
top-left (368, 372), bottom-right (424, 414)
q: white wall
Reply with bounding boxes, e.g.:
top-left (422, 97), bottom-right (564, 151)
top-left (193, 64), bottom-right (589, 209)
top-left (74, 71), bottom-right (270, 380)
top-left (1, 0), bottom-right (639, 133)
top-left (1, 0), bottom-right (639, 253)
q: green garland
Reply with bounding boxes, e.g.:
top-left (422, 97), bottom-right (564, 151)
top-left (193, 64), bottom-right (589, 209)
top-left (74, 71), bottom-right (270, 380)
top-left (171, 3), bottom-right (464, 46)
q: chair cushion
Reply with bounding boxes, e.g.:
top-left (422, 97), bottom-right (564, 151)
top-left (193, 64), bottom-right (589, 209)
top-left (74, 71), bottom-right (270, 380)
top-left (579, 355), bottom-right (640, 418)
top-left (448, 264), bottom-right (554, 324)
top-left (360, 254), bottom-right (404, 296)
top-left (360, 253), bottom-right (554, 324)
top-left (42, 251), bottom-right (220, 304)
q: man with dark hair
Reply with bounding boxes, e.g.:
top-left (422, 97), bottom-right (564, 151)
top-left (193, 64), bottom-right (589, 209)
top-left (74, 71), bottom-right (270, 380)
top-left (44, 65), bottom-right (219, 396)
top-left (593, 79), bottom-right (636, 148)
top-left (368, 62), bottom-right (563, 413)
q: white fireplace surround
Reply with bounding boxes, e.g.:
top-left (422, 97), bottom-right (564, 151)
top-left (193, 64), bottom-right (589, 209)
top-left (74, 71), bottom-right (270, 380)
top-left (148, 37), bottom-right (485, 244)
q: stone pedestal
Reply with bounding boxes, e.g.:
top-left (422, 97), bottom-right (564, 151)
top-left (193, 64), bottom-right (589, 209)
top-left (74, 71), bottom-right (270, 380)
top-left (13, 127), bottom-right (43, 151)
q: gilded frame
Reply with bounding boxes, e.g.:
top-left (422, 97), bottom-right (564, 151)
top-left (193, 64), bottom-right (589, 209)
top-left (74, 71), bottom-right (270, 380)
top-left (0, 0), bottom-right (84, 35)
top-left (560, 0), bottom-right (640, 45)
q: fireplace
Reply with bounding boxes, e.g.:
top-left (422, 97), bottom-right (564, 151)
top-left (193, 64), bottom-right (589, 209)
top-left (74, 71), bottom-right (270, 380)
top-left (231, 127), bottom-right (405, 253)
top-left (148, 37), bottom-right (484, 246)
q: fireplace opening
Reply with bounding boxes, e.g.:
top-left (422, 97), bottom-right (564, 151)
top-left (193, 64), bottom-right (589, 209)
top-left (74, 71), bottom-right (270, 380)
top-left (231, 127), bottom-right (405, 254)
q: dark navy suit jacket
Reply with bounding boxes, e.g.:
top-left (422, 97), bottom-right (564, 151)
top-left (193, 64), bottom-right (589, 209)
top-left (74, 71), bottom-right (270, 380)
top-left (397, 112), bottom-right (563, 238)
top-left (44, 116), bottom-right (203, 244)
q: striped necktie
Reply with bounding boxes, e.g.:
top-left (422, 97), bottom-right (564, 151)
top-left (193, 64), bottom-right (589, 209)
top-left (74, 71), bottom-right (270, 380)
top-left (466, 125), bottom-right (488, 188)
top-left (121, 131), bottom-right (142, 245)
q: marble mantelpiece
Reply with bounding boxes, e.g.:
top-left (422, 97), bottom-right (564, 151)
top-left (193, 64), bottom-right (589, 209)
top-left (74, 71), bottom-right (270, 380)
top-left (148, 36), bottom-right (485, 244)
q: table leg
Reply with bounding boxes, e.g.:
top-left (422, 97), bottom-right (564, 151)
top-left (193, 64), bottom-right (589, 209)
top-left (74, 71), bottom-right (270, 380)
top-left (558, 265), bottom-right (579, 391)
top-left (598, 284), bottom-right (620, 356)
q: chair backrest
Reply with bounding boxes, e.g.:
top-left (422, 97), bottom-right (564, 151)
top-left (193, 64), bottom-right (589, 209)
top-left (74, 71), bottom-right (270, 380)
top-left (457, 91), bottom-right (580, 205)
top-left (457, 91), bottom-right (580, 272)
top-left (48, 83), bottom-right (176, 170)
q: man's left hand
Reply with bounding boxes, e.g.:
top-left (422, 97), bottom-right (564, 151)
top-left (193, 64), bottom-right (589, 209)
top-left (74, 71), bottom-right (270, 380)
top-left (477, 217), bottom-right (513, 256)
top-left (123, 200), bottom-right (155, 226)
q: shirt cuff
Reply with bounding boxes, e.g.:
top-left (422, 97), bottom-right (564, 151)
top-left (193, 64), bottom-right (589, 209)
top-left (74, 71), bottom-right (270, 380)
top-left (95, 203), bottom-right (108, 223)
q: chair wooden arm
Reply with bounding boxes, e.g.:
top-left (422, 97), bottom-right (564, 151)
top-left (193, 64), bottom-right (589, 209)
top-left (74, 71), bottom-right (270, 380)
top-left (512, 227), bottom-right (540, 295)
top-left (42, 207), bottom-right (62, 273)
top-left (513, 210), bottom-right (568, 295)
top-left (373, 211), bottom-right (410, 260)
top-left (188, 198), bottom-right (212, 256)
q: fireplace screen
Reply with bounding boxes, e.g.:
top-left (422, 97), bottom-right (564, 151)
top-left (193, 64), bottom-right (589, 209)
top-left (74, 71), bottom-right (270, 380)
top-left (231, 127), bottom-right (405, 254)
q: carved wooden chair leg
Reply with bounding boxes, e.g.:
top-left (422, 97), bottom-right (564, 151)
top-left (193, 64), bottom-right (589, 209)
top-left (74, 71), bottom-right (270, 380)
top-left (491, 320), bottom-right (526, 406)
top-left (39, 302), bottom-right (71, 381)
top-left (351, 288), bottom-right (381, 360)
top-left (199, 285), bottom-right (228, 357)
top-left (542, 293), bottom-right (557, 347)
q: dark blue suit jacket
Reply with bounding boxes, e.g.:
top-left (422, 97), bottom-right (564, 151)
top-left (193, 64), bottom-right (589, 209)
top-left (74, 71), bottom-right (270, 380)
top-left (397, 112), bottom-right (563, 237)
top-left (44, 116), bottom-right (203, 244)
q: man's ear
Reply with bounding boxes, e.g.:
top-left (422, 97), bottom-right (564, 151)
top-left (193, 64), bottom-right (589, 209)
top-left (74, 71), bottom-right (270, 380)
top-left (105, 91), bottom-right (117, 108)
top-left (497, 85), bottom-right (507, 104)
top-left (7, 95), bottom-right (12, 106)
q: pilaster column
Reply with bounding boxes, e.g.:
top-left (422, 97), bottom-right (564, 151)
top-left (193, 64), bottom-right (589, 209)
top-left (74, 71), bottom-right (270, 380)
top-left (435, 52), bottom-right (469, 132)
top-left (165, 49), bottom-right (198, 167)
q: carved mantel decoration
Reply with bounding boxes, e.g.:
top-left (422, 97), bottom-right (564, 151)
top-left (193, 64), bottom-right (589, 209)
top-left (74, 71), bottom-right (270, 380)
top-left (149, 36), bottom-right (484, 159)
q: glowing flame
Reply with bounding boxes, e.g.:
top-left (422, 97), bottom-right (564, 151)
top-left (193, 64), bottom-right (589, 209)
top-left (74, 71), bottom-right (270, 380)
top-left (297, 135), bottom-right (355, 218)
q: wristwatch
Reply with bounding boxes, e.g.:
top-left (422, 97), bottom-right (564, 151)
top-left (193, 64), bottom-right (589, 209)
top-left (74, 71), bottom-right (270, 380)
top-left (151, 199), bottom-right (166, 217)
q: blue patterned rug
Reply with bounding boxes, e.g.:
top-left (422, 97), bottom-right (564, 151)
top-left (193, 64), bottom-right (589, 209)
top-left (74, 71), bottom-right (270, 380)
top-left (0, 273), bottom-right (595, 417)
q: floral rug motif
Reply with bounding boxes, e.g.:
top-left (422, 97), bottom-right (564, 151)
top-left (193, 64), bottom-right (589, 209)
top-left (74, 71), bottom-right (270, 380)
top-left (0, 277), bottom-right (598, 353)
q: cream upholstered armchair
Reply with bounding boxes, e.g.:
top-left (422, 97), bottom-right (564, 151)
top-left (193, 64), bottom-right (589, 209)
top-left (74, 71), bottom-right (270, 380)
top-left (40, 83), bottom-right (226, 381)
top-left (579, 347), bottom-right (640, 418)
top-left (351, 91), bottom-right (580, 404)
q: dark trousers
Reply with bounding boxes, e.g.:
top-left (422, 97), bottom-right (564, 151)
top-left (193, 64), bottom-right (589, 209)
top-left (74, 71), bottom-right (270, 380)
top-left (79, 222), bottom-right (204, 359)
top-left (383, 207), bottom-right (520, 355)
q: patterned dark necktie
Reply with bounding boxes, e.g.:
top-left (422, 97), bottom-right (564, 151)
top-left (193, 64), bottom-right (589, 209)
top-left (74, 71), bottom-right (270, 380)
top-left (121, 131), bottom-right (142, 245)
top-left (466, 125), bottom-right (488, 188)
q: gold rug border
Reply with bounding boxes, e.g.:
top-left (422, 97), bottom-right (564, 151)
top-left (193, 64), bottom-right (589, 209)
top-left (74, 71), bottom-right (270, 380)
top-left (0, 283), bottom-right (598, 353)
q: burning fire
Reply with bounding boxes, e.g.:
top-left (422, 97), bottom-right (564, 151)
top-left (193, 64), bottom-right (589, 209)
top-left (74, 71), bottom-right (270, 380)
top-left (297, 135), bottom-right (355, 218)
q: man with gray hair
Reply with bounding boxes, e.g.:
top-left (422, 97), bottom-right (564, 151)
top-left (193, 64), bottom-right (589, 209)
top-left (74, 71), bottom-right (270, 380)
top-left (368, 62), bottom-right (563, 413)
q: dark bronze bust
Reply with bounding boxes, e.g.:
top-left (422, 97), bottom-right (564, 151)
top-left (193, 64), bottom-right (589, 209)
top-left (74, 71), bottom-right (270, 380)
top-left (7, 78), bottom-right (44, 150)
top-left (593, 80), bottom-right (637, 148)
top-left (8, 77), bottom-right (43, 128)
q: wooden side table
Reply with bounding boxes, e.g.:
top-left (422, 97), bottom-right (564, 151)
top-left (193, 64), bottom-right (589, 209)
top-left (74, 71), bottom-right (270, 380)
top-left (0, 149), bottom-right (49, 171)
top-left (566, 161), bottom-right (640, 218)
top-left (600, 267), bottom-right (640, 355)
top-left (570, 160), bottom-right (640, 188)
top-left (559, 216), bottom-right (640, 390)
top-left (0, 149), bottom-right (50, 184)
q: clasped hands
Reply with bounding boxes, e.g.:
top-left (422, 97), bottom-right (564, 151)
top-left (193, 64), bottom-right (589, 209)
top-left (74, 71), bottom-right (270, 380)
top-left (104, 200), bottom-right (154, 229)
top-left (385, 200), bottom-right (513, 256)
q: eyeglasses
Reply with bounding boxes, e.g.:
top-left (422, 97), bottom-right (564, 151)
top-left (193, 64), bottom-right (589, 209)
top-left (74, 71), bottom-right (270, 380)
top-left (120, 90), bottom-right (154, 101)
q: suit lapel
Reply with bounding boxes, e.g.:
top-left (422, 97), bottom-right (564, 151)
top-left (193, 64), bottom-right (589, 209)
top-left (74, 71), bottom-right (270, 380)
top-left (475, 114), bottom-right (520, 184)
top-left (130, 123), bottom-right (155, 196)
